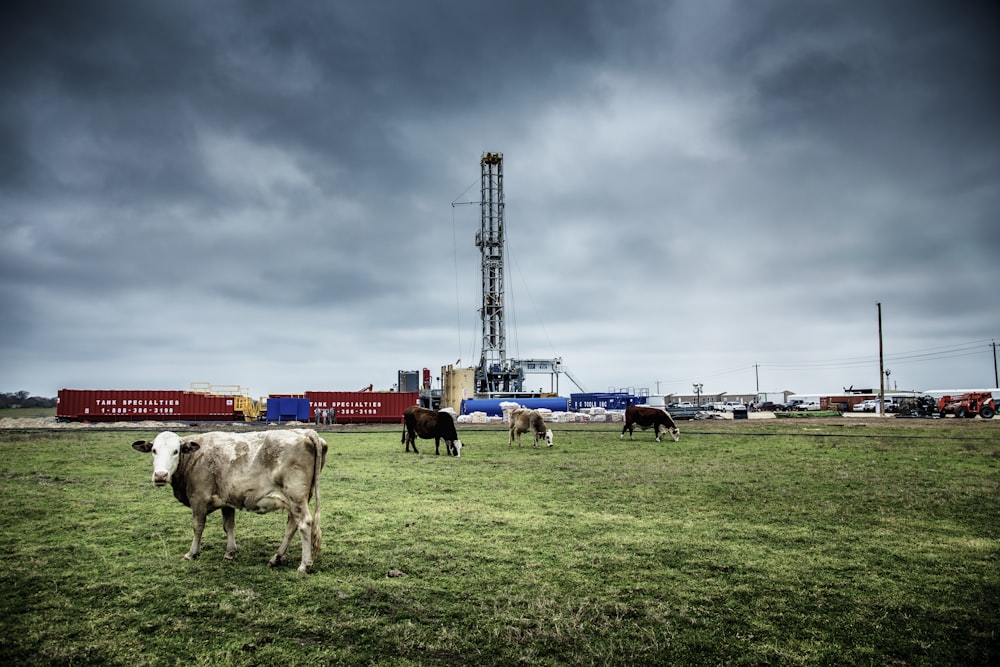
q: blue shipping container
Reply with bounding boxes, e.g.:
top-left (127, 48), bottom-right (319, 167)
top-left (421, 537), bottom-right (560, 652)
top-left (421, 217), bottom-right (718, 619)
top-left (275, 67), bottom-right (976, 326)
top-left (267, 397), bottom-right (310, 422)
top-left (460, 397), bottom-right (569, 417)
top-left (569, 393), bottom-right (640, 412)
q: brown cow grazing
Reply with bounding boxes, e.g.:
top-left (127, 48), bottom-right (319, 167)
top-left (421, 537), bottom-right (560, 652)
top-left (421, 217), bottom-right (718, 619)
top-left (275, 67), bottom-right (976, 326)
top-left (508, 408), bottom-right (553, 448)
top-left (621, 405), bottom-right (680, 442)
top-left (402, 405), bottom-right (463, 456)
top-left (131, 428), bottom-right (327, 573)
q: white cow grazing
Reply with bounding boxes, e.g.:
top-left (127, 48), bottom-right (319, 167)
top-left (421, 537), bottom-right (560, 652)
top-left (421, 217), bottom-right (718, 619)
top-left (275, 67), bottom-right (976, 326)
top-left (508, 408), bottom-right (553, 448)
top-left (131, 429), bottom-right (327, 573)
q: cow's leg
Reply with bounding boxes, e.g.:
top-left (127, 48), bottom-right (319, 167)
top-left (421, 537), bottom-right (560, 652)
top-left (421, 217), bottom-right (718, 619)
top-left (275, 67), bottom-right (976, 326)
top-left (296, 509), bottom-right (316, 574)
top-left (269, 512), bottom-right (299, 568)
top-left (267, 516), bottom-right (293, 567)
top-left (186, 512), bottom-right (207, 560)
top-left (272, 503), bottom-right (315, 574)
top-left (221, 507), bottom-right (237, 560)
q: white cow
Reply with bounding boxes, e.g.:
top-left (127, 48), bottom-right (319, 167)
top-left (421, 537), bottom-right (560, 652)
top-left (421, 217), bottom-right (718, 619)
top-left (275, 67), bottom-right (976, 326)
top-left (131, 428), bottom-right (327, 573)
top-left (508, 408), bottom-right (553, 448)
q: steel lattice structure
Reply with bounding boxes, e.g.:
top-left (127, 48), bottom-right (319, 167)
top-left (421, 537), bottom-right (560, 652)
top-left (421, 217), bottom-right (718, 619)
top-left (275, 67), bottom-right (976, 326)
top-left (475, 152), bottom-right (523, 394)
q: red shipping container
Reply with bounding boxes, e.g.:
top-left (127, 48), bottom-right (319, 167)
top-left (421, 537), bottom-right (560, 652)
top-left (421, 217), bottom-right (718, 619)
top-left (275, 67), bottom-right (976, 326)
top-left (57, 389), bottom-right (237, 422)
top-left (304, 391), bottom-right (419, 424)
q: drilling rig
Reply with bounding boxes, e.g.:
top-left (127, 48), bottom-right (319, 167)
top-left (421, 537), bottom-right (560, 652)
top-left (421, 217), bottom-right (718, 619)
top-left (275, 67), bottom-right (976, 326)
top-left (441, 152), bottom-right (585, 403)
top-left (474, 152), bottom-right (525, 395)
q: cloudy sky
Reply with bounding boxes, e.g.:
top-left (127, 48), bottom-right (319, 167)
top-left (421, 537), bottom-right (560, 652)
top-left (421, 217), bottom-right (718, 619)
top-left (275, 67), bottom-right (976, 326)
top-left (2, 0), bottom-right (998, 400)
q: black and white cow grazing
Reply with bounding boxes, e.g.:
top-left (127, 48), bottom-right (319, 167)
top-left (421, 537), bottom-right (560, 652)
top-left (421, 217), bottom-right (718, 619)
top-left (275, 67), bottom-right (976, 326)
top-left (131, 428), bottom-right (327, 573)
top-left (620, 405), bottom-right (680, 442)
top-left (508, 408), bottom-right (553, 448)
top-left (401, 405), bottom-right (463, 456)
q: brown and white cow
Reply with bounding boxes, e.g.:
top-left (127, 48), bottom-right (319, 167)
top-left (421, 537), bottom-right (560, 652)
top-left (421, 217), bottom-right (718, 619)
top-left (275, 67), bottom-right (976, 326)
top-left (131, 428), bottom-right (327, 573)
top-left (620, 405), bottom-right (680, 442)
top-left (401, 405), bottom-right (463, 456)
top-left (508, 408), bottom-right (553, 448)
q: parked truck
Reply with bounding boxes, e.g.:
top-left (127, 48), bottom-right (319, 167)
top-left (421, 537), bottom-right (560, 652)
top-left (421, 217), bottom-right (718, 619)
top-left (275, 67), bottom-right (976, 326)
top-left (937, 391), bottom-right (996, 419)
top-left (755, 392), bottom-right (786, 406)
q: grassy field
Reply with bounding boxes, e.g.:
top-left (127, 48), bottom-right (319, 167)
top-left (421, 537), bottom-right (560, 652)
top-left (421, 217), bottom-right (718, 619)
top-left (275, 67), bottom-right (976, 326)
top-left (0, 406), bottom-right (56, 419)
top-left (1, 420), bottom-right (997, 666)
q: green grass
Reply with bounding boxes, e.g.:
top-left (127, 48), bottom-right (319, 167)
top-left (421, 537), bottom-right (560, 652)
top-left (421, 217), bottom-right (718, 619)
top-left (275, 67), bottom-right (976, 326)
top-left (1, 421), bottom-right (997, 666)
top-left (0, 406), bottom-right (56, 419)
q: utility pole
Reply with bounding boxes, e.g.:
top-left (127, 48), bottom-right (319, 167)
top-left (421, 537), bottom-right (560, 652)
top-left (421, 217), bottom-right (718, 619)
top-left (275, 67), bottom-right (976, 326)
top-left (993, 340), bottom-right (998, 388)
top-left (877, 303), bottom-right (885, 416)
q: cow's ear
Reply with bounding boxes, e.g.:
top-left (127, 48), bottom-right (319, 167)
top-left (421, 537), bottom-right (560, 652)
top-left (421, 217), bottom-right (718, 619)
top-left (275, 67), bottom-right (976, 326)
top-left (131, 440), bottom-right (152, 453)
top-left (179, 440), bottom-right (201, 454)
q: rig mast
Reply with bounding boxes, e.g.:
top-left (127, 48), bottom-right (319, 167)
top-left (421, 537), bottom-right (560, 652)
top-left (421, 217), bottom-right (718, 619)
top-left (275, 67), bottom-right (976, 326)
top-left (475, 152), bottom-right (524, 394)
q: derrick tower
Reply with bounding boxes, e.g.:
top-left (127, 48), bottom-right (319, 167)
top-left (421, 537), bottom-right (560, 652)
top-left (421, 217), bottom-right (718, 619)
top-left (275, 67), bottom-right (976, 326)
top-left (475, 151), bottom-right (523, 394)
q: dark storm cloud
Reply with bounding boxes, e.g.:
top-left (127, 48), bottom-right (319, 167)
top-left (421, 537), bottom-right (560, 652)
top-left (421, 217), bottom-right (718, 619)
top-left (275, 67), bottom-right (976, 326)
top-left (695, 1), bottom-right (1000, 323)
top-left (1, 0), bottom-right (997, 397)
top-left (733, 1), bottom-right (1000, 187)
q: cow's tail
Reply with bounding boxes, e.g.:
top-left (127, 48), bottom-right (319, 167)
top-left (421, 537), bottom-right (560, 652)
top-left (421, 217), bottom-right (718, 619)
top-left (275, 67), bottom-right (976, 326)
top-left (309, 430), bottom-right (327, 558)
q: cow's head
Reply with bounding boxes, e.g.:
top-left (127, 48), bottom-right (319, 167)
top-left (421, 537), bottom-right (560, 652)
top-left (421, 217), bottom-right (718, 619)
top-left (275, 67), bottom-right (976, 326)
top-left (544, 429), bottom-right (554, 447)
top-left (131, 431), bottom-right (200, 486)
top-left (449, 439), bottom-right (463, 457)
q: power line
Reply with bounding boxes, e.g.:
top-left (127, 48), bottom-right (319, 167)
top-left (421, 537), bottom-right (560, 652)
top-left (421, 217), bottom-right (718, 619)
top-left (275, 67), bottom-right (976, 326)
top-left (658, 338), bottom-right (996, 385)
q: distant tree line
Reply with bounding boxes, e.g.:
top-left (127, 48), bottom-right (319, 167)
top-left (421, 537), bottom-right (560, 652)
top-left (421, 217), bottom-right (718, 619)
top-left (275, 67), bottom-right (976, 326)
top-left (1, 391), bottom-right (57, 408)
